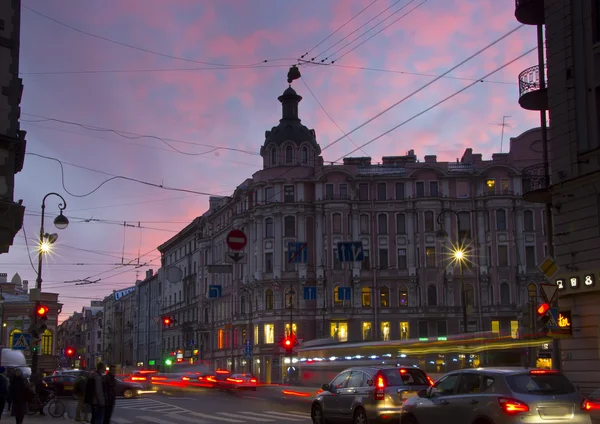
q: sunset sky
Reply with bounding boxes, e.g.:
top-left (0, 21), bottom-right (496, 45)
top-left (1, 0), bottom-right (540, 319)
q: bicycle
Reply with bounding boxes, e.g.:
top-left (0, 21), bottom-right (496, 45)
top-left (27, 390), bottom-right (66, 418)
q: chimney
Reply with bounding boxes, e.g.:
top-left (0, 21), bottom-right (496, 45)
top-left (424, 155), bottom-right (437, 163)
top-left (461, 148), bottom-right (473, 163)
top-left (472, 154), bottom-right (482, 163)
top-left (22, 280), bottom-right (28, 293)
top-left (209, 196), bottom-right (223, 210)
top-left (0, 273), bottom-right (6, 283)
top-left (146, 269), bottom-right (154, 279)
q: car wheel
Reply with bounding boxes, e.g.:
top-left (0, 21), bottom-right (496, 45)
top-left (123, 389), bottom-right (135, 399)
top-left (311, 404), bottom-right (326, 424)
top-left (353, 407), bottom-right (368, 424)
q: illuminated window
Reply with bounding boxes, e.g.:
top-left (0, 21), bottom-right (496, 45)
top-left (362, 322), bottom-right (372, 340)
top-left (486, 179), bottom-right (495, 194)
top-left (218, 329), bottom-right (224, 349)
top-left (284, 323), bottom-right (297, 337)
top-left (265, 289), bottom-right (274, 310)
top-left (400, 322), bottom-right (409, 340)
top-left (8, 329), bottom-right (22, 348)
top-left (253, 325), bottom-right (259, 346)
top-left (399, 286), bottom-right (408, 307)
top-left (41, 329), bottom-right (53, 355)
top-left (491, 320), bottom-right (500, 335)
top-left (330, 322), bottom-right (348, 342)
top-left (510, 320), bottom-right (519, 339)
top-left (263, 324), bottom-right (274, 344)
top-left (361, 287), bottom-right (371, 307)
top-left (285, 288), bottom-right (296, 308)
top-left (333, 286), bottom-right (343, 306)
top-left (381, 322), bottom-right (390, 341)
top-left (380, 286), bottom-right (389, 307)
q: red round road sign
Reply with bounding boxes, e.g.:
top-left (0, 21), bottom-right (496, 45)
top-left (226, 229), bottom-right (247, 251)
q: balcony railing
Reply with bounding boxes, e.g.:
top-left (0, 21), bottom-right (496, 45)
top-left (518, 65), bottom-right (548, 111)
top-left (522, 163), bottom-right (551, 203)
top-left (515, 0), bottom-right (545, 26)
top-left (448, 162), bottom-right (476, 173)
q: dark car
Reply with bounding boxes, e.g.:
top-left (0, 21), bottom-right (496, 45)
top-left (43, 374), bottom-right (78, 398)
top-left (116, 378), bottom-right (144, 399)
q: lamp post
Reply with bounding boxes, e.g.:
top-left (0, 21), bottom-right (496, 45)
top-left (32, 192), bottom-right (69, 376)
top-left (436, 209), bottom-right (468, 334)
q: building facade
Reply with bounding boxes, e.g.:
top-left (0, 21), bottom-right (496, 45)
top-left (134, 269), bottom-right (162, 367)
top-left (196, 83), bottom-right (547, 383)
top-left (0, 0), bottom-right (26, 254)
top-left (102, 290), bottom-right (135, 373)
top-left (80, 302), bottom-right (103, 368)
top-left (515, 0), bottom-right (600, 394)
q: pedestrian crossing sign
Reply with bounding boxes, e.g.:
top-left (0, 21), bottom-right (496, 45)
top-left (12, 333), bottom-right (31, 350)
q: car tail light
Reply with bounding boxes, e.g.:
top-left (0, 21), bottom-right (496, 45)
top-left (182, 376), bottom-right (190, 381)
top-left (582, 400), bottom-right (600, 411)
top-left (426, 375), bottom-right (435, 386)
top-left (216, 370), bottom-right (230, 374)
top-left (529, 369), bottom-right (558, 375)
top-left (399, 369), bottom-right (407, 374)
top-left (226, 378), bottom-right (243, 383)
top-left (151, 376), bottom-right (167, 381)
top-left (374, 372), bottom-right (386, 401)
top-left (131, 376), bottom-right (147, 381)
top-left (498, 397), bottom-right (529, 414)
top-left (250, 378), bottom-right (257, 383)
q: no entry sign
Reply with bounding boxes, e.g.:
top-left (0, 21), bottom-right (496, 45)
top-left (226, 229), bottom-right (247, 251)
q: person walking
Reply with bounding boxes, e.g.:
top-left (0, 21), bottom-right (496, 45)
top-left (0, 367), bottom-right (9, 418)
top-left (8, 369), bottom-right (32, 424)
top-left (102, 366), bottom-right (117, 424)
top-left (84, 363), bottom-right (105, 424)
top-left (5, 369), bottom-right (14, 415)
top-left (74, 373), bottom-right (89, 422)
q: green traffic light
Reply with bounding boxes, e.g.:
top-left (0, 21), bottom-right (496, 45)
top-left (165, 359), bottom-right (172, 365)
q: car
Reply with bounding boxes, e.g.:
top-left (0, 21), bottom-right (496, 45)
top-left (400, 367), bottom-right (592, 424)
top-left (311, 365), bottom-right (433, 424)
top-left (582, 388), bottom-right (600, 421)
top-left (43, 374), bottom-right (78, 398)
top-left (220, 374), bottom-right (258, 392)
top-left (115, 378), bottom-right (145, 399)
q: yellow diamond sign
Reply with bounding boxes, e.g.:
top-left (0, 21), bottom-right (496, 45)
top-left (538, 256), bottom-right (559, 280)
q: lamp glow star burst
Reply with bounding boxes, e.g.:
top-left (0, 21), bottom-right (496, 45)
top-left (443, 240), bottom-right (476, 269)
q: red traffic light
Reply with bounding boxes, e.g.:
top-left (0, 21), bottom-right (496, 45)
top-left (284, 338), bottom-right (292, 347)
top-left (66, 348), bottom-right (74, 356)
top-left (163, 317), bottom-right (171, 325)
top-left (36, 305), bottom-right (49, 316)
top-left (537, 302), bottom-right (550, 316)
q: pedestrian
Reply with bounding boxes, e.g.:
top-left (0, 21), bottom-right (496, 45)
top-left (74, 373), bottom-right (89, 422)
top-left (0, 366), bottom-right (8, 417)
top-left (102, 366), bottom-right (117, 424)
top-left (8, 369), bottom-right (33, 424)
top-left (31, 374), bottom-right (50, 416)
top-left (84, 362), bottom-right (105, 424)
top-left (5, 369), bottom-right (14, 415)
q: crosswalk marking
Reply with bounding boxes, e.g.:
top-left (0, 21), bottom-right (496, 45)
top-left (111, 418), bottom-right (133, 424)
top-left (241, 411), bottom-right (279, 421)
top-left (138, 416), bottom-right (179, 424)
top-left (218, 411), bottom-right (275, 422)
top-left (189, 411), bottom-right (244, 423)
top-left (288, 411), bottom-right (312, 417)
top-left (116, 398), bottom-right (188, 414)
top-left (264, 410), bottom-right (308, 421)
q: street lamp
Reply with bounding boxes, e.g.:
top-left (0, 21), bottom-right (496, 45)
top-left (436, 209), bottom-right (469, 334)
top-left (32, 192), bottom-right (69, 375)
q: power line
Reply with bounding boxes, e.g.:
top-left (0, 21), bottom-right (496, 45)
top-left (24, 209), bottom-right (193, 225)
top-left (19, 63), bottom-right (290, 75)
top-left (336, 47), bottom-right (537, 161)
top-left (23, 212), bottom-right (179, 233)
top-left (22, 4), bottom-right (296, 68)
top-left (321, 24), bottom-right (526, 152)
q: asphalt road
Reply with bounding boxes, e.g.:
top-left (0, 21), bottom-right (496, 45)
top-left (61, 388), bottom-right (313, 424)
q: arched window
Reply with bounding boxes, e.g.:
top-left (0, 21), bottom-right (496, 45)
top-left (240, 296), bottom-right (246, 314)
top-left (285, 288), bottom-right (297, 308)
top-left (285, 145), bottom-right (293, 164)
top-left (527, 283), bottom-right (537, 300)
top-left (500, 283), bottom-right (510, 305)
top-left (270, 147), bottom-right (277, 166)
top-left (301, 147), bottom-right (308, 164)
top-left (361, 286), bottom-right (371, 307)
top-left (265, 218), bottom-right (274, 238)
top-left (378, 213), bottom-right (388, 234)
top-left (380, 286), bottom-right (390, 307)
top-left (8, 329), bottom-right (22, 348)
top-left (398, 285), bottom-right (408, 307)
top-left (265, 289), bottom-right (274, 310)
top-left (464, 284), bottom-right (475, 306)
top-left (41, 329), bottom-right (53, 355)
top-left (333, 285), bottom-right (343, 306)
top-left (427, 284), bottom-right (438, 306)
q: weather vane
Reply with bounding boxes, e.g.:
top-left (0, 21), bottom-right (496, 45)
top-left (287, 65), bottom-right (301, 85)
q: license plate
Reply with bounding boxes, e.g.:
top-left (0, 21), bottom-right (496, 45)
top-left (539, 406), bottom-right (572, 418)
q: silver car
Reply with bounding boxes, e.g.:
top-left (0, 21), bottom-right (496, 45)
top-left (311, 365), bottom-right (433, 424)
top-left (401, 367), bottom-right (591, 424)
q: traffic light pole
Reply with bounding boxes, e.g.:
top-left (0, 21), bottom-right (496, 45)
top-left (31, 312), bottom-right (39, 375)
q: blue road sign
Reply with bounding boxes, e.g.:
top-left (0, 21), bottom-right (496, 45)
top-left (549, 307), bottom-right (560, 328)
top-left (337, 287), bottom-right (352, 301)
top-left (12, 333), bottom-right (31, 350)
top-left (304, 286), bottom-right (317, 300)
top-left (288, 242), bottom-right (308, 264)
top-left (245, 339), bottom-right (251, 348)
top-left (208, 285), bottom-right (222, 298)
top-left (337, 242), bottom-right (364, 262)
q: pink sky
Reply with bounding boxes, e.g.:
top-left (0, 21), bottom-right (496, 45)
top-left (1, 0), bottom-right (539, 318)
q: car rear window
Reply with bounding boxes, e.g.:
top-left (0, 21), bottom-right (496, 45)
top-left (506, 373), bottom-right (576, 395)
top-left (381, 368), bottom-right (429, 387)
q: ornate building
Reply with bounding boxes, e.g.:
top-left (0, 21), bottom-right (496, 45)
top-left (101, 290), bottom-right (135, 373)
top-left (134, 269), bottom-right (162, 367)
top-left (196, 81), bottom-right (547, 383)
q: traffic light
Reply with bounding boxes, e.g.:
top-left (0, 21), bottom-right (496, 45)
top-left (31, 339), bottom-right (40, 353)
top-left (537, 302), bottom-right (551, 335)
top-left (66, 347), bottom-right (74, 357)
top-left (30, 302), bottom-right (49, 338)
top-left (162, 317), bottom-right (176, 327)
top-left (283, 337), bottom-right (293, 355)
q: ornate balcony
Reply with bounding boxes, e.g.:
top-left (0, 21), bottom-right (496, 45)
top-left (522, 163), bottom-right (551, 203)
top-left (518, 65), bottom-right (548, 110)
top-left (515, 0), bottom-right (545, 26)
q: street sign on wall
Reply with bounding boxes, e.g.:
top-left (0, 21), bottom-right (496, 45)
top-left (337, 242), bottom-right (364, 262)
top-left (12, 333), bottom-right (30, 350)
top-left (288, 242), bottom-right (308, 264)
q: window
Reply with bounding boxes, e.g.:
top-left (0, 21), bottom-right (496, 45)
top-left (399, 286), bottom-right (408, 307)
top-left (285, 288), bottom-right (297, 308)
top-left (362, 322), bottom-right (372, 340)
top-left (379, 248), bottom-right (388, 269)
top-left (358, 183), bottom-right (369, 200)
top-left (491, 320), bottom-right (500, 335)
top-left (361, 286), bottom-right (371, 307)
top-left (437, 321), bottom-right (447, 337)
top-left (339, 183), bottom-right (348, 199)
top-left (380, 286), bottom-right (389, 307)
top-left (427, 284), bottom-right (438, 306)
top-left (400, 322), bottom-right (409, 339)
top-left (397, 248), bottom-right (407, 269)
top-left (264, 289), bottom-right (274, 310)
top-left (333, 286), bottom-right (343, 306)
top-left (396, 213), bottom-right (406, 233)
top-left (264, 187), bottom-right (274, 203)
top-left (425, 247), bottom-right (436, 267)
top-left (330, 322), bottom-right (348, 342)
top-left (263, 324), bottom-right (274, 344)
top-left (325, 184), bottom-right (334, 200)
top-left (301, 147), bottom-right (308, 164)
top-left (377, 182), bottom-right (387, 200)
top-left (523, 210), bottom-right (534, 231)
top-left (395, 182), bottom-right (405, 200)
top-left (285, 145), bottom-right (293, 164)
top-left (430, 181), bottom-right (439, 197)
top-left (284, 185), bottom-right (295, 203)
top-left (333, 247), bottom-right (342, 270)
top-left (378, 213), bottom-right (388, 234)
top-left (501, 178), bottom-right (509, 193)
top-left (240, 296), bottom-right (246, 314)
top-left (360, 214), bottom-right (370, 233)
top-left (500, 283), bottom-right (510, 305)
top-left (457, 211), bottom-right (471, 240)
top-left (270, 148), bottom-right (277, 166)
top-left (486, 179), bottom-right (496, 194)
top-left (457, 180), bottom-right (469, 198)
top-left (264, 252), bottom-right (274, 272)
top-left (417, 321), bottom-right (428, 338)
top-left (285, 323), bottom-right (297, 337)
top-left (496, 209), bottom-right (506, 230)
top-left (265, 218), bottom-right (274, 237)
top-left (525, 246), bottom-right (536, 268)
top-left (381, 322), bottom-right (390, 340)
top-left (361, 249), bottom-right (370, 270)
top-left (464, 284), bottom-right (475, 306)
top-left (41, 329), bottom-right (53, 355)
top-left (218, 329), bottom-right (224, 349)
top-left (284, 216), bottom-right (296, 237)
top-left (416, 181), bottom-right (425, 197)
top-left (424, 211), bottom-right (434, 232)
top-left (332, 213), bottom-right (342, 233)
top-left (498, 245), bottom-right (508, 266)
